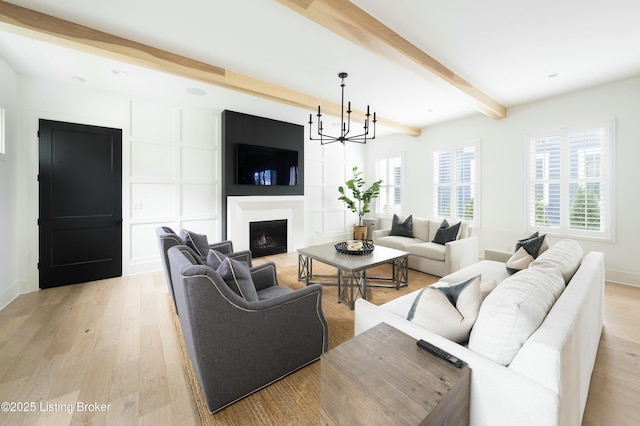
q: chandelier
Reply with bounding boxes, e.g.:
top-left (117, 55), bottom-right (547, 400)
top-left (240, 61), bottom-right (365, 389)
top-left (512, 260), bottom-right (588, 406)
top-left (309, 72), bottom-right (376, 145)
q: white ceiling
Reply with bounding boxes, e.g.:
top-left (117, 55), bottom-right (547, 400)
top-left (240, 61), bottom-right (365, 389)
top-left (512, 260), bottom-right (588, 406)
top-left (1, 0), bottom-right (639, 135)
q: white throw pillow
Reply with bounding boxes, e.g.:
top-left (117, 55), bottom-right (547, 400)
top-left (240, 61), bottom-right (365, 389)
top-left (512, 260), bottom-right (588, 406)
top-left (468, 265), bottom-right (565, 366)
top-left (407, 275), bottom-right (482, 343)
top-left (505, 246), bottom-right (534, 271)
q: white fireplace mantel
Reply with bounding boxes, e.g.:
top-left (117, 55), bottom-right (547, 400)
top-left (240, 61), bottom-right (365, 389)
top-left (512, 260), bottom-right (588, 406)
top-left (226, 196), bottom-right (305, 252)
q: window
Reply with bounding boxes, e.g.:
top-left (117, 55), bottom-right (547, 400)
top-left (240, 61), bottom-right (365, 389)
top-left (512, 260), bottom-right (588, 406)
top-left (375, 156), bottom-right (403, 215)
top-left (526, 120), bottom-right (614, 240)
top-left (433, 141), bottom-right (480, 224)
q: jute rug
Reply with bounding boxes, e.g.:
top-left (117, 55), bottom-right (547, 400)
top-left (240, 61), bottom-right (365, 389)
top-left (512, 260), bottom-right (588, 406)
top-left (170, 262), bottom-right (438, 425)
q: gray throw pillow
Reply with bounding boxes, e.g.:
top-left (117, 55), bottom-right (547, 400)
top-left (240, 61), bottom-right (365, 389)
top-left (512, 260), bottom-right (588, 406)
top-left (206, 249), bottom-right (228, 269)
top-left (180, 229), bottom-right (209, 257)
top-left (390, 214), bottom-right (414, 237)
top-left (216, 257), bottom-right (259, 302)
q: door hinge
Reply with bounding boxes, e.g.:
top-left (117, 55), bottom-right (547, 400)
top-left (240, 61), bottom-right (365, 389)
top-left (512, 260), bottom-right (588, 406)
top-left (37, 218), bottom-right (39, 226)
top-left (37, 130), bottom-right (40, 137)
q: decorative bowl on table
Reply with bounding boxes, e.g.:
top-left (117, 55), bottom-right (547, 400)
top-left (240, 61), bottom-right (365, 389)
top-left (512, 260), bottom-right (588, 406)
top-left (334, 240), bottom-right (375, 255)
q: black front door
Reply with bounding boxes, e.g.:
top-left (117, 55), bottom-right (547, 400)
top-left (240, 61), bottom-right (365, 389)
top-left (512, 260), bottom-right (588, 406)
top-left (38, 119), bottom-right (123, 289)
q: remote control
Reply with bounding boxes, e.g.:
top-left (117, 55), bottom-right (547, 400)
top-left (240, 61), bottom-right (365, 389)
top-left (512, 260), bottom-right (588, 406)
top-left (417, 339), bottom-right (463, 368)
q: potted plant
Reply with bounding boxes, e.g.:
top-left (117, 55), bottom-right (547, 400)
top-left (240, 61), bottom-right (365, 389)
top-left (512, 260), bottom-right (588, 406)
top-left (338, 166), bottom-right (382, 240)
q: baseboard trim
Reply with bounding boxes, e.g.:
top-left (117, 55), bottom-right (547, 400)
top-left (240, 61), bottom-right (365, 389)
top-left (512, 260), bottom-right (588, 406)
top-left (0, 281), bottom-right (20, 311)
top-left (127, 258), bottom-right (162, 276)
top-left (605, 269), bottom-right (640, 288)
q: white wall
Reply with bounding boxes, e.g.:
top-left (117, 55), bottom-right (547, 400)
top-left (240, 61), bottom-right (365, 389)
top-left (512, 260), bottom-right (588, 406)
top-left (366, 76), bottom-right (640, 286)
top-left (0, 57), bottom-right (19, 309)
top-left (304, 138), bottom-right (366, 245)
top-left (16, 76), bottom-right (224, 292)
top-left (7, 73), bottom-right (362, 297)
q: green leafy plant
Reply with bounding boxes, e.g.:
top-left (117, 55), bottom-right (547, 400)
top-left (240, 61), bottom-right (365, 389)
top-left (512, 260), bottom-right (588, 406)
top-left (338, 166), bottom-right (382, 226)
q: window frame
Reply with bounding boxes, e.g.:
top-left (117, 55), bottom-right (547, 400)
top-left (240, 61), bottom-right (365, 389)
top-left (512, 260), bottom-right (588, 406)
top-left (524, 119), bottom-right (615, 242)
top-left (432, 140), bottom-right (481, 226)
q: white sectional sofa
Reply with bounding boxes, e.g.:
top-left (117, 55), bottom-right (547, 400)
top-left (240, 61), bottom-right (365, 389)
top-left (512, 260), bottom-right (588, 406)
top-left (372, 216), bottom-right (479, 277)
top-left (355, 240), bottom-right (604, 426)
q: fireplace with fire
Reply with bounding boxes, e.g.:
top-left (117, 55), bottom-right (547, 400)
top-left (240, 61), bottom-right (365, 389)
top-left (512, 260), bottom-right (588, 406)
top-left (249, 219), bottom-right (288, 257)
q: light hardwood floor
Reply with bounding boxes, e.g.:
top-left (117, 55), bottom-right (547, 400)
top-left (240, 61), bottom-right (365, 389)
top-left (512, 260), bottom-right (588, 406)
top-left (0, 253), bottom-right (638, 425)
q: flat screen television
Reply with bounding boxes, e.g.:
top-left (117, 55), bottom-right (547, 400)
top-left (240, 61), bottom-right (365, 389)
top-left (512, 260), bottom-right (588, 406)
top-left (236, 143), bottom-right (299, 186)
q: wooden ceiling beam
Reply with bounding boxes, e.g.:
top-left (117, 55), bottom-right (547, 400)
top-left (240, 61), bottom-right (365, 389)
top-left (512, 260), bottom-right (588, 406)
top-left (0, 0), bottom-right (421, 137)
top-left (278, 0), bottom-right (507, 120)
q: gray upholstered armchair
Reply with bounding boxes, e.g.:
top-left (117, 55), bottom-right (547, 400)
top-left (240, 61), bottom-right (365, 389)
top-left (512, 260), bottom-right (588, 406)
top-left (155, 226), bottom-right (252, 314)
top-left (167, 245), bottom-right (328, 413)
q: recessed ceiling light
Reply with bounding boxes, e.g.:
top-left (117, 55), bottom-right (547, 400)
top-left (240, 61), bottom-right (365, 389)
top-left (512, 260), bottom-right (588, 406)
top-left (186, 87), bottom-right (206, 96)
top-left (70, 76), bottom-right (86, 83)
top-left (111, 69), bottom-right (127, 77)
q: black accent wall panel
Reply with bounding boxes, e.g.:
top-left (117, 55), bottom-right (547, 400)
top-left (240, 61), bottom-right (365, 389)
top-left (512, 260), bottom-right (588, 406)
top-left (221, 110), bottom-right (304, 238)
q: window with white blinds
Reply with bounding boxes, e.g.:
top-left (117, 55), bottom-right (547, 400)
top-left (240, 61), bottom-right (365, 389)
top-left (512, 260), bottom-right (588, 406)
top-left (375, 156), bottom-right (403, 215)
top-left (526, 120), bottom-right (614, 240)
top-left (433, 141), bottom-right (479, 224)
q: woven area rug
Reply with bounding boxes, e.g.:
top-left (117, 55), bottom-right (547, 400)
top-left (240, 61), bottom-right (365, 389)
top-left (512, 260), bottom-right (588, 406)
top-left (171, 262), bottom-right (438, 425)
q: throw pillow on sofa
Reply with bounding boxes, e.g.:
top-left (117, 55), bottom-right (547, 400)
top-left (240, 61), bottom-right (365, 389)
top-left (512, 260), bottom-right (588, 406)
top-left (468, 264), bottom-right (565, 366)
top-left (390, 214), bottom-right (414, 237)
top-left (505, 232), bottom-right (548, 273)
top-left (407, 275), bottom-right (482, 343)
top-left (216, 257), bottom-right (259, 302)
top-left (432, 219), bottom-right (461, 245)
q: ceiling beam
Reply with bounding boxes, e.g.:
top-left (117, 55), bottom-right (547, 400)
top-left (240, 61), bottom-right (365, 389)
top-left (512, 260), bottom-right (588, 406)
top-left (278, 0), bottom-right (507, 120)
top-left (0, 0), bottom-right (421, 137)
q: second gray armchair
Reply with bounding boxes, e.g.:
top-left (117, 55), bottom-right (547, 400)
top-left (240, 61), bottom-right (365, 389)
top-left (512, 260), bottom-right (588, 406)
top-left (167, 245), bottom-right (328, 413)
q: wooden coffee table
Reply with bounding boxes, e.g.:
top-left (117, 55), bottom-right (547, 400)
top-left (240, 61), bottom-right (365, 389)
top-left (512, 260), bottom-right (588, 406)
top-left (297, 243), bottom-right (409, 309)
top-left (321, 323), bottom-right (470, 425)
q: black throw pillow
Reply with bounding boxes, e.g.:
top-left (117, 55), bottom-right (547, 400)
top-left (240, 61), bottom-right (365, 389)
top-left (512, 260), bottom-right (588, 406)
top-left (516, 232), bottom-right (546, 258)
top-left (390, 214), bottom-right (414, 237)
top-left (432, 220), bottom-right (461, 245)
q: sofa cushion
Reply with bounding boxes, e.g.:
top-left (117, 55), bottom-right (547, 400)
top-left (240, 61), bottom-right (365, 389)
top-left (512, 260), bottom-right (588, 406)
top-left (257, 285), bottom-right (293, 300)
top-left (468, 265), bottom-right (565, 366)
top-left (458, 222), bottom-right (470, 239)
top-left (206, 249), bottom-right (228, 269)
top-left (433, 220), bottom-right (461, 245)
top-left (374, 235), bottom-right (415, 251)
top-left (390, 214), bottom-right (414, 237)
top-left (216, 258), bottom-right (259, 302)
top-left (407, 275), bottom-right (482, 343)
top-left (406, 242), bottom-right (446, 261)
top-left (411, 217), bottom-right (430, 242)
top-left (180, 229), bottom-right (209, 257)
top-left (440, 259), bottom-right (511, 287)
top-left (530, 239), bottom-right (583, 284)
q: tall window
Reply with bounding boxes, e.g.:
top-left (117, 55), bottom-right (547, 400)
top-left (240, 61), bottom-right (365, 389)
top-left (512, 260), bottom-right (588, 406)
top-left (375, 156), bottom-right (403, 215)
top-left (433, 141), bottom-right (479, 224)
top-left (526, 120), bottom-right (614, 240)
